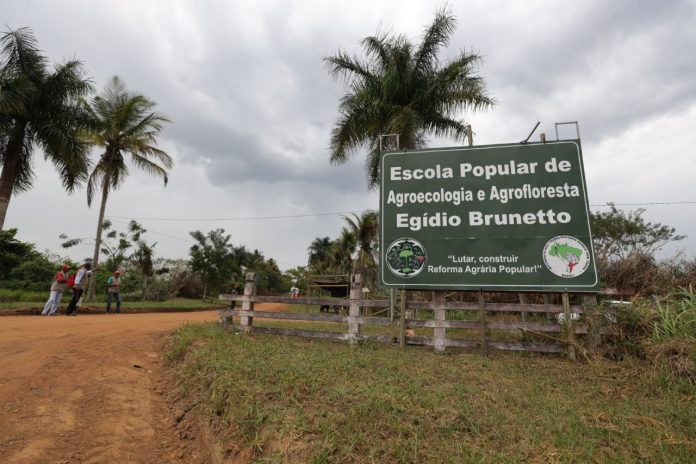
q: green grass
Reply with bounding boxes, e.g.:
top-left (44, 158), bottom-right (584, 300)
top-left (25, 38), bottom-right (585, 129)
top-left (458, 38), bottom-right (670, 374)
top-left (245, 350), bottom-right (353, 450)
top-left (0, 297), bottom-right (224, 311)
top-left (0, 288), bottom-right (46, 302)
top-left (167, 323), bottom-right (696, 463)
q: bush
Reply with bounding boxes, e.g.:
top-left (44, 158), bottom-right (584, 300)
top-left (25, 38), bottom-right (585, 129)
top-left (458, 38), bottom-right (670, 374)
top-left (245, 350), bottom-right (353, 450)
top-left (589, 287), bottom-right (696, 387)
top-left (651, 286), bottom-right (696, 342)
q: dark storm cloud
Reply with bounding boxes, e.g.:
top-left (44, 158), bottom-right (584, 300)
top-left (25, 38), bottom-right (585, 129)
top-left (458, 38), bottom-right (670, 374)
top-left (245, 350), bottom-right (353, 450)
top-left (455, 0), bottom-right (696, 140)
top-left (14, 0), bottom-right (696, 198)
top-left (4, 0), bottom-right (696, 265)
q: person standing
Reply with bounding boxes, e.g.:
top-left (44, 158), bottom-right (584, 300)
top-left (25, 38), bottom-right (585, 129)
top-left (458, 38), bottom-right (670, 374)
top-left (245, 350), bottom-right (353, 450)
top-left (290, 286), bottom-right (299, 299)
top-left (105, 270), bottom-right (122, 314)
top-left (42, 264), bottom-right (70, 316)
top-left (65, 261), bottom-right (94, 316)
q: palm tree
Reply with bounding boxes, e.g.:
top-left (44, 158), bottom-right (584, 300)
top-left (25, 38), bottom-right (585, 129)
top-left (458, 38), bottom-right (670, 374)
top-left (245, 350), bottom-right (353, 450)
top-left (308, 236), bottom-right (334, 273)
top-left (331, 227), bottom-right (357, 274)
top-left (325, 7), bottom-right (494, 188)
top-left (84, 76), bottom-right (172, 300)
top-left (0, 27), bottom-right (92, 229)
top-left (132, 240), bottom-right (156, 301)
top-left (343, 211), bottom-right (379, 280)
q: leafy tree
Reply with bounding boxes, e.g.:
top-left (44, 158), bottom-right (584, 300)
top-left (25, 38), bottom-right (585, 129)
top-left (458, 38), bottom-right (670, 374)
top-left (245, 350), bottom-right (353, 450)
top-left (131, 239), bottom-right (156, 301)
top-left (189, 229), bottom-right (237, 299)
top-left (283, 266), bottom-right (308, 293)
top-left (325, 7), bottom-right (493, 188)
top-left (591, 205), bottom-right (685, 263)
top-left (0, 27), bottom-right (92, 229)
top-left (61, 219), bottom-right (146, 272)
top-left (0, 228), bottom-right (65, 291)
top-left (252, 257), bottom-right (286, 294)
top-left (0, 228), bottom-right (34, 280)
top-left (99, 220), bottom-right (146, 271)
top-left (8, 253), bottom-right (54, 284)
top-left (83, 76), bottom-right (172, 300)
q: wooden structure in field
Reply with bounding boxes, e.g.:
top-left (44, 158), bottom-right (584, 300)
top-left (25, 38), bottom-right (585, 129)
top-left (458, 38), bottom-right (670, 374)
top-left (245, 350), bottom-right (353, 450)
top-left (220, 273), bottom-right (605, 358)
top-left (305, 274), bottom-right (350, 314)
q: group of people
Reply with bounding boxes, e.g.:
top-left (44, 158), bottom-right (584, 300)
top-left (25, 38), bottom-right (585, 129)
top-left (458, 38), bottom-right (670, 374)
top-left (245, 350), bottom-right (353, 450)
top-left (41, 260), bottom-right (123, 316)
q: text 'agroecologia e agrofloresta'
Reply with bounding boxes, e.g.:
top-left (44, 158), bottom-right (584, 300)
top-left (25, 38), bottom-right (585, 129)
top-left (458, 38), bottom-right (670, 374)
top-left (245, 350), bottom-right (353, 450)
top-left (386, 157), bottom-right (583, 232)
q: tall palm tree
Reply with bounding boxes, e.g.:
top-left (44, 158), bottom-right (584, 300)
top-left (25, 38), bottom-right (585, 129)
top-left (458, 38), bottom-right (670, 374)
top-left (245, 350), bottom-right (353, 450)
top-left (84, 76), bottom-right (172, 300)
top-left (132, 240), bottom-right (156, 301)
top-left (331, 227), bottom-right (357, 275)
top-left (308, 236), bottom-right (334, 273)
top-left (0, 27), bottom-right (92, 229)
top-left (343, 211), bottom-right (379, 280)
top-left (325, 7), bottom-right (494, 188)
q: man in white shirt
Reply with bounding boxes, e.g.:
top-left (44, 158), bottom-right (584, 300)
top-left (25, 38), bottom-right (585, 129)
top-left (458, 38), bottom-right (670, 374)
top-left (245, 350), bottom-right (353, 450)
top-left (65, 261), bottom-right (94, 316)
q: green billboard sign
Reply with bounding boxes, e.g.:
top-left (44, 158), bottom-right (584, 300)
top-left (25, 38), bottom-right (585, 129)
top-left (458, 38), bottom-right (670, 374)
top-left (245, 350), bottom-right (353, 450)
top-left (380, 141), bottom-right (598, 291)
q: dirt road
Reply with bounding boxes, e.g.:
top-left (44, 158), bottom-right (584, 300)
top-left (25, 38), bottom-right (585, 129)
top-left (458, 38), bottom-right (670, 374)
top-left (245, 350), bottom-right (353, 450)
top-left (0, 310), bottom-right (221, 464)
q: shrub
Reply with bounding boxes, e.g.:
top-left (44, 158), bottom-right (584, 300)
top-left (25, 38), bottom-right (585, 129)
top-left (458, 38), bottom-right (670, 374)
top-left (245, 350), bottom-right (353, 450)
top-left (589, 287), bottom-right (696, 387)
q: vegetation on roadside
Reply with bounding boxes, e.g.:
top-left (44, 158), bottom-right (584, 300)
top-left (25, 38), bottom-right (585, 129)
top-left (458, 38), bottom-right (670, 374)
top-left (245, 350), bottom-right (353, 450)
top-left (590, 205), bottom-right (691, 294)
top-left (591, 287), bottom-right (696, 390)
top-left (168, 323), bottom-right (696, 463)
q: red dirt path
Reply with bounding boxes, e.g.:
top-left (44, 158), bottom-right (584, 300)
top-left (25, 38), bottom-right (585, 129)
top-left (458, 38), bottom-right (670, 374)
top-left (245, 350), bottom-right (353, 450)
top-left (0, 305), bottom-right (284, 463)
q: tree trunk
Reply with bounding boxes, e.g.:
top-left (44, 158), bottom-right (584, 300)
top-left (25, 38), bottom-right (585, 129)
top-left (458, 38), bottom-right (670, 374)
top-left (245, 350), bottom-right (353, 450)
top-left (141, 274), bottom-right (148, 302)
top-left (0, 121), bottom-right (28, 230)
top-left (87, 178), bottom-right (110, 301)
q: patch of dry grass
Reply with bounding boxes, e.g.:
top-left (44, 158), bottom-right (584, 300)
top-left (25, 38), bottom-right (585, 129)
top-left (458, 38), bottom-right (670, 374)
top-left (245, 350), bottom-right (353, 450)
top-left (168, 323), bottom-right (696, 463)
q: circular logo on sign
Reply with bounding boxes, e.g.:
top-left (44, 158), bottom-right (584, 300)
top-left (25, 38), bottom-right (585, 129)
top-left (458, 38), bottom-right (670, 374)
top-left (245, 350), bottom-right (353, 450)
top-left (543, 235), bottom-right (591, 278)
top-left (386, 238), bottom-right (427, 278)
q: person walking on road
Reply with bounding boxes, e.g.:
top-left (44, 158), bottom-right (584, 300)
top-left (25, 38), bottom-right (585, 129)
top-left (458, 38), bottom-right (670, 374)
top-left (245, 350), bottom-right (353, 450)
top-left (106, 270), bottom-right (122, 313)
top-left (65, 261), bottom-right (94, 316)
top-left (42, 264), bottom-right (70, 316)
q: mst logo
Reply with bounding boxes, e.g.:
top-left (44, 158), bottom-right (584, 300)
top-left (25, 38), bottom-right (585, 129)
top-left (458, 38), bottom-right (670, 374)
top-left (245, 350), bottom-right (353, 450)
top-left (386, 238), bottom-right (427, 278)
top-left (543, 235), bottom-right (591, 278)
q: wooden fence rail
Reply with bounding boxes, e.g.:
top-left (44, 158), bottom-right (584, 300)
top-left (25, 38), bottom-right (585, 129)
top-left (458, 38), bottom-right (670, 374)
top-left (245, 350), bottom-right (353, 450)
top-left (220, 273), bottom-right (604, 359)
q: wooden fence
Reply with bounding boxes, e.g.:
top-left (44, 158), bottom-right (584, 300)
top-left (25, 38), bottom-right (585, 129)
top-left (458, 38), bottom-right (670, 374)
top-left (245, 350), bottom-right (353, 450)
top-left (219, 273), bottom-right (605, 359)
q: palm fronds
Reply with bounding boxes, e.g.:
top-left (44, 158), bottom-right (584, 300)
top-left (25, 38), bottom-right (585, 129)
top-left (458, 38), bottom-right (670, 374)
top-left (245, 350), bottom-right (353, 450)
top-left (325, 8), bottom-right (494, 188)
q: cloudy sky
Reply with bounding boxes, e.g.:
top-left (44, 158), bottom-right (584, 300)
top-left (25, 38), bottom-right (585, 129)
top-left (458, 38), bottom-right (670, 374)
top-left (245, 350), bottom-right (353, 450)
top-left (3, 0), bottom-right (696, 269)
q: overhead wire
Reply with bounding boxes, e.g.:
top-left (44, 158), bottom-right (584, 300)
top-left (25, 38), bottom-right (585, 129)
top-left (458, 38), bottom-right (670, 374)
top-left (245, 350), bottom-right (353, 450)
top-left (107, 210), bottom-right (373, 222)
top-left (106, 201), bottom-right (695, 223)
top-left (104, 201), bottom-right (694, 269)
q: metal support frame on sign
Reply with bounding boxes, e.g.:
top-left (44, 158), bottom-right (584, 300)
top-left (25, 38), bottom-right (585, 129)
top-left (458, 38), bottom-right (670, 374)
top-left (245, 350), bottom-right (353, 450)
top-left (379, 133), bottom-right (400, 324)
top-left (379, 133), bottom-right (400, 152)
top-left (555, 121), bottom-right (580, 141)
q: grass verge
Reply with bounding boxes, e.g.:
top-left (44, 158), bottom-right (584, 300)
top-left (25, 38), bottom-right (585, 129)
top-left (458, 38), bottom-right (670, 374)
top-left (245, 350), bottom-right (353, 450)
top-left (167, 322), bottom-right (696, 463)
top-left (0, 297), bottom-right (225, 313)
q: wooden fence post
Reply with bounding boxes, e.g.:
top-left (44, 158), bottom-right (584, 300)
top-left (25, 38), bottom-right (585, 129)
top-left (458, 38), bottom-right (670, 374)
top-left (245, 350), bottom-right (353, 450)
top-left (220, 309), bottom-right (232, 327)
top-left (544, 293), bottom-right (554, 322)
top-left (433, 291), bottom-right (446, 353)
top-left (562, 292), bottom-right (576, 361)
top-left (389, 288), bottom-right (396, 321)
top-left (518, 293), bottom-right (529, 322)
top-left (239, 272), bottom-right (257, 334)
top-left (478, 290), bottom-right (487, 354)
top-left (399, 289), bottom-right (406, 349)
top-left (582, 293), bottom-right (599, 350)
top-left (518, 293), bottom-right (529, 341)
top-left (348, 274), bottom-right (362, 344)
